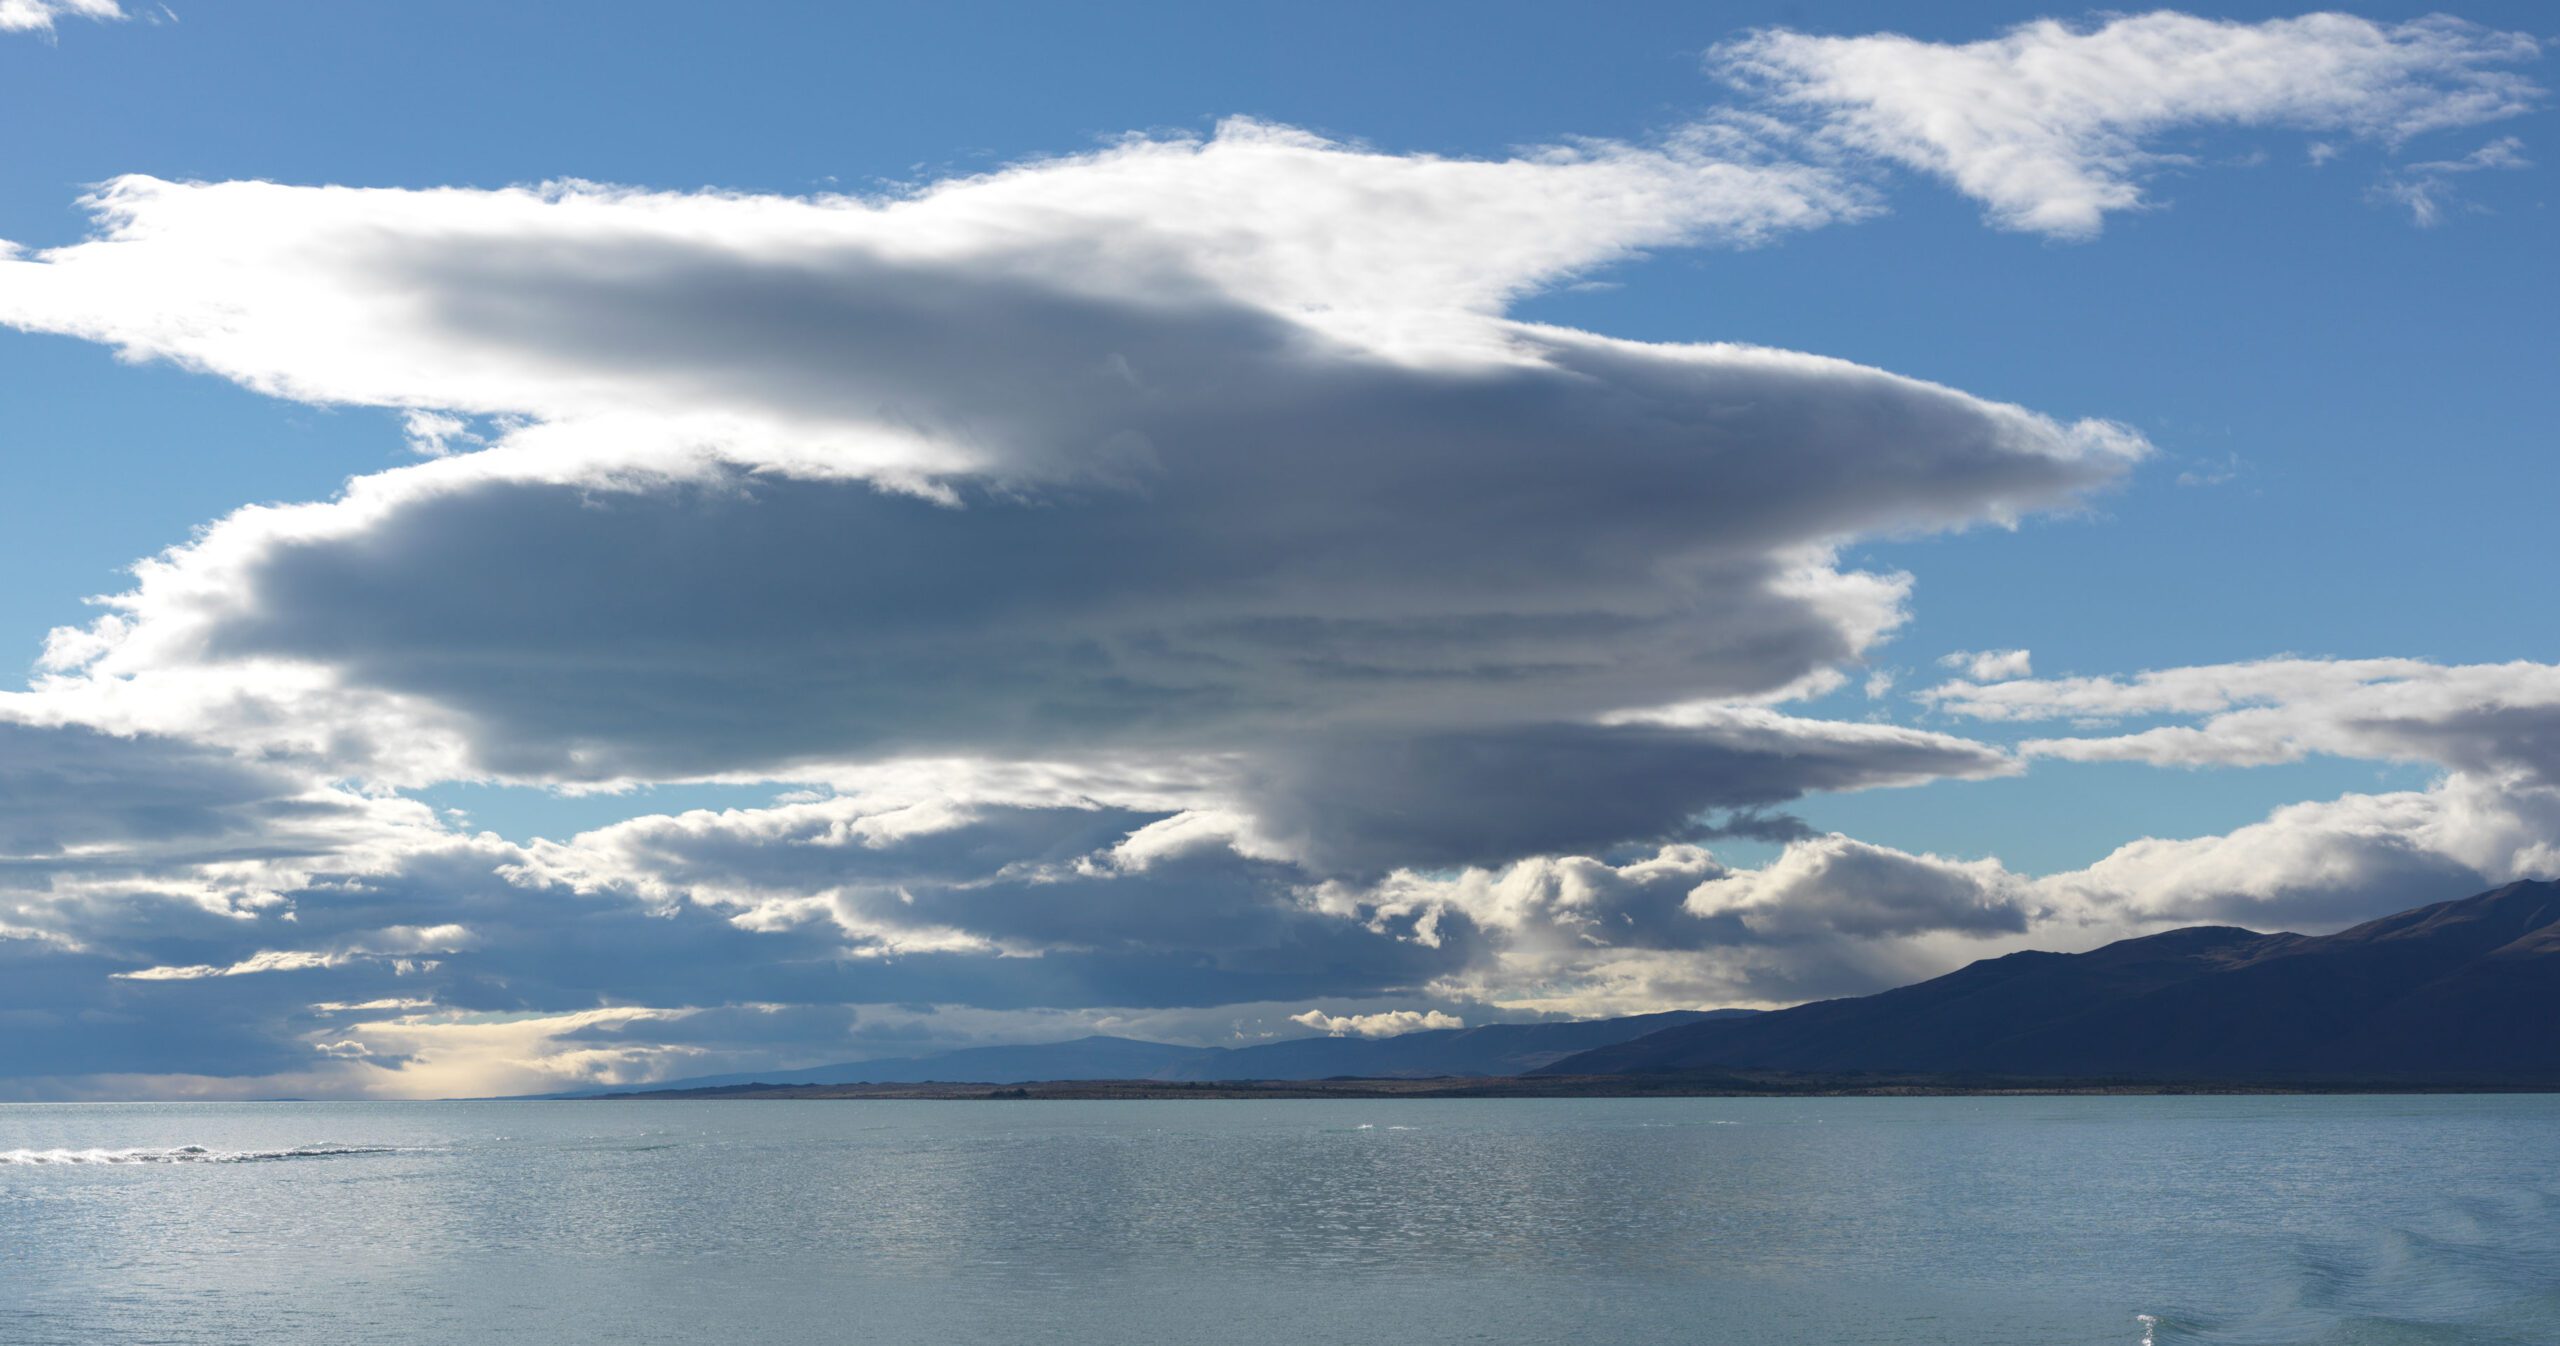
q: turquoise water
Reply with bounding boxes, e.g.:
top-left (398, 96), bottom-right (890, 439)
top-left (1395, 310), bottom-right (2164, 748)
top-left (3, 1096), bottom-right (2555, 1344)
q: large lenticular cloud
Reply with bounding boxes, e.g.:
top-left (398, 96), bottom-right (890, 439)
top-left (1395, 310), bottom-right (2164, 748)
top-left (1, 120), bottom-right (2134, 848)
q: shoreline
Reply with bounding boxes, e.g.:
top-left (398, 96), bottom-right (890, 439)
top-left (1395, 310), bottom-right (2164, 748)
top-left (584, 1073), bottom-right (2560, 1102)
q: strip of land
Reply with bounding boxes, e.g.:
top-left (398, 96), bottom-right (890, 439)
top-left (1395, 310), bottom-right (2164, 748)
top-left (593, 1072), bottom-right (2559, 1101)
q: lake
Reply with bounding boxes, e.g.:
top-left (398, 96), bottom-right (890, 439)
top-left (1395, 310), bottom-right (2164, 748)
top-left (4, 1095), bottom-right (2555, 1344)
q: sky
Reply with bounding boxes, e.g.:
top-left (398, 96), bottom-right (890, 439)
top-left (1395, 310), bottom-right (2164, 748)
top-left (0, 1), bottom-right (2553, 1099)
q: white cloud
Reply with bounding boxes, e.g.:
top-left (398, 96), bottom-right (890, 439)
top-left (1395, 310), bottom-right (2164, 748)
top-left (1687, 834), bottom-right (2036, 939)
top-left (1717, 13), bottom-right (2543, 237)
top-left (0, 715), bottom-right (463, 952)
top-left (1289, 1008), bottom-right (1463, 1038)
top-left (399, 409), bottom-right (482, 458)
top-left (308, 997), bottom-right (437, 1014)
top-left (1312, 840), bottom-right (2007, 1015)
top-left (1350, 655), bottom-right (2560, 1007)
top-left (2175, 452), bottom-right (2246, 488)
top-left (2046, 774), bottom-right (2552, 929)
top-left (1641, 772), bottom-right (2548, 985)
top-left (1906, 656), bottom-right (2560, 928)
top-left (2373, 134), bottom-right (2532, 225)
top-left (1925, 657), bottom-right (2560, 786)
top-left (0, 120), bottom-right (1855, 425)
top-left (111, 924), bottom-right (474, 981)
top-left (1102, 810), bottom-right (1297, 871)
top-left (0, 0), bottom-right (120, 35)
top-left (1939, 648), bottom-right (2032, 681)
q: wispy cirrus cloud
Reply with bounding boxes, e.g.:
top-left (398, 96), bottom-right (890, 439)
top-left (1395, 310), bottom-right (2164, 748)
top-left (2372, 133), bottom-right (2532, 224)
top-left (111, 924), bottom-right (474, 982)
top-left (1926, 656), bottom-right (2560, 785)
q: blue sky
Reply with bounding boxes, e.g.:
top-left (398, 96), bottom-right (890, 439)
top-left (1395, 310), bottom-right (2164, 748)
top-left (0, 2), bottom-right (2553, 1097)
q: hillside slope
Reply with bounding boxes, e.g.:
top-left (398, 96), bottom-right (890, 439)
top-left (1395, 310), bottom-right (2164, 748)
top-left (1548, 881), bottom-right (2560, 1081)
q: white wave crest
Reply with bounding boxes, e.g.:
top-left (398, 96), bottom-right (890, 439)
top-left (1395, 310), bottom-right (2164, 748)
top-left (0, 1143), bottom-right (406, 1165)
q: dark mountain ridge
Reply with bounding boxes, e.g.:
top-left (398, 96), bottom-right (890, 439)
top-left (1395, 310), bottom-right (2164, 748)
top-left (573, 1009), bottom-right (1741, 1096)
top-left (1547, 880), bottom-right (2560, 1081)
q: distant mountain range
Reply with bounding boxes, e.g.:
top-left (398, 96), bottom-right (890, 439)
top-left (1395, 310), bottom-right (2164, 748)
top-left (581, 881), bottom-right (2560, 1098)
top-left (1545, 880), bottom-right (2560, 1081)
top-left (576, 1009), bottom-right (1740, 1096)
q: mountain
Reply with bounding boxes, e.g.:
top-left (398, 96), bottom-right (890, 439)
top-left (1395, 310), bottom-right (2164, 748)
top-left (1545, 881), bottom-right (2560, 1081)
top-left (1162, 1010), bottom-right (1745, 1081)
top-left (586, 1036), bottom-right (1209, 1094)
top-left (581, 1011), bottom-right (1745, 1096)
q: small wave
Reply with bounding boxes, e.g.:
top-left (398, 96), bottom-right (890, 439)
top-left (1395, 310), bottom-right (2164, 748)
top-left (0, 1144), bottom-right (407, 1166)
